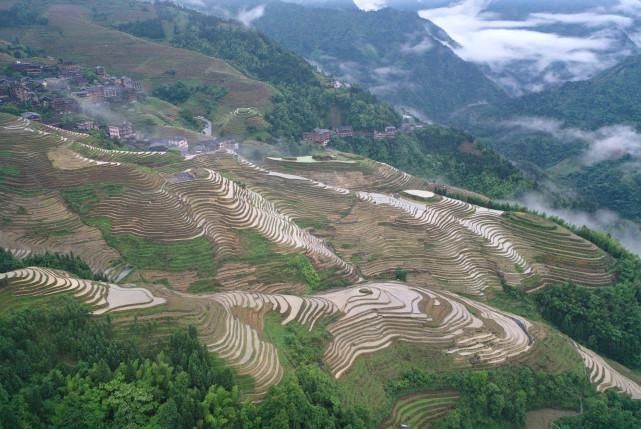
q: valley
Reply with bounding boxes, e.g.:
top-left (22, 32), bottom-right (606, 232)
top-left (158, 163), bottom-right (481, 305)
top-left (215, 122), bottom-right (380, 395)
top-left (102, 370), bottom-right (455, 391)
top-left (2, 0), bottom-right (641, 428)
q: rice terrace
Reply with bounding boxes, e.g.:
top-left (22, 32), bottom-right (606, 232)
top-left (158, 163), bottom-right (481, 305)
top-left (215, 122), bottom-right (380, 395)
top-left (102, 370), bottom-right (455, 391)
top-left (2, 0), bottom-right (641, 427)
top-left (1, 109), bottom-right (638, 425)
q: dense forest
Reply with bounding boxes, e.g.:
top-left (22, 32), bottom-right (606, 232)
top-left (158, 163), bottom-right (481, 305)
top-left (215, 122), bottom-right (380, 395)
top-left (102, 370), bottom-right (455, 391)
top-left (331, 127), bottom-right (531, 199)
top-left (486, 55), bottom-right (641, 131)
top-left (535, 228), bottom-right (641, 369)
top-left (0, 1), bottom-right (48, 27)
top-left (0, 298), bottom-right (372, 429)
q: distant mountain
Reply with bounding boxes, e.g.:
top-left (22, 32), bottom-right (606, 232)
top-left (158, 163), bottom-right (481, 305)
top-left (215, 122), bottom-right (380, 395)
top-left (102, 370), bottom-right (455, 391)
top-left (253, 2), bottom-right (506, 122)
top-left (454, 54), bottom-right (641, 223)
top-left (485, 54), bottom-right (641, 130)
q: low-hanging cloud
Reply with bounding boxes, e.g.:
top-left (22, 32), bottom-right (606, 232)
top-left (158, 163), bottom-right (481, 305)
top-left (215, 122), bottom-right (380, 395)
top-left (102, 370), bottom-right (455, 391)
top-left (503, 116), bottom-right (641, 165)
top-left (522, 192), bottom-right (641, 256)
top-left (236, 5), bottom-right (265, 27)
top-left (417, 0), bottom-right (638, 88)
top-left (352, 0), bottom-right (386, 11)
top-left (401, 37), bottom-right (434, 54)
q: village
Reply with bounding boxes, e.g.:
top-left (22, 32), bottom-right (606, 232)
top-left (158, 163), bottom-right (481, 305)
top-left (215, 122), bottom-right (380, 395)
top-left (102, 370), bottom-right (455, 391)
top-left (0, 58), bottom-right (242, 155)
top-left (1, 57), bottom-right (419, 156)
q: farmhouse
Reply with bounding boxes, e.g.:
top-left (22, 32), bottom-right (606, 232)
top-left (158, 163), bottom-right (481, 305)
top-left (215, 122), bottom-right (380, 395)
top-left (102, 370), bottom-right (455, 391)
top-left (108, 122), bottom-right (135, 140)
top-left (10, 61), bottom-right (43, 76)
top-left (57, 62), bottom-right (82, 80)
top-left (303, 128), bottom-right (332, 145)
top-left (385, 126), bottom-right (398, 137)
top-left (51, 97), bottom-right (79, 113)
top-left (335, 126), bottom-right (354, 138)
top-left (76, 120), bottom-right (97, 131)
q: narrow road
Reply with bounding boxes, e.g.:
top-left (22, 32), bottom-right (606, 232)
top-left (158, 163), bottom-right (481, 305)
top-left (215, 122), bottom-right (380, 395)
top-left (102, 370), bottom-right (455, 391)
top-left (195, 116), bottom-right (212, 136)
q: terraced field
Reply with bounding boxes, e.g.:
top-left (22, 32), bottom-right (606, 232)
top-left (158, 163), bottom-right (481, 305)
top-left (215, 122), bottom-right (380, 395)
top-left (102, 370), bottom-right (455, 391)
top-left (575, 343), bottom-right (641, 399)
top-left (4, 111), bottom-right (607, 296)
top-left (263, 152), bottom-right (614, 295)
top-left (0, 267), bottom-right (165, 314)
top-left (152, 281), bottom-right (535, 397)
top-left (380, 390), bottom-right (459, 429)
top-left (1, 111), bottom-right (636, 404)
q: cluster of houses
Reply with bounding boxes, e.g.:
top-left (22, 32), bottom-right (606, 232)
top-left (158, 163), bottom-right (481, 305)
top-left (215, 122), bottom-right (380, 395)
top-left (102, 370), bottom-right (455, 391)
top-left (5, 58), bottom-right (245, 157)
top-left (303, 125), bottom-right (400, 146)
top-left (0, 60), bottom-right (144, 116)
top-left (144, 136), bottom-right (238, 155)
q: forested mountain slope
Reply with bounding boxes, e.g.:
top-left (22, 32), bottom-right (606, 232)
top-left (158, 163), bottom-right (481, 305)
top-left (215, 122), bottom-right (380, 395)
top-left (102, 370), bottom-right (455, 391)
top-left (454, 54), bottom-right (641, 223)
top-left (478, 54), bottom-right (641, 131)
top-left (254, 2), bottom-right (506, 122)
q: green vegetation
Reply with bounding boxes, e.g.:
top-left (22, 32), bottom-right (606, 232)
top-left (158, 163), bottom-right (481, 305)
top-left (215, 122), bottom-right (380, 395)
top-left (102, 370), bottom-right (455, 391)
top-left (331, 127), bottom-right (531, 198)
top-left (231, 230), bottom-right (322, 291)
top-left (460, 55), bottom-right (641, 221)
top-left (0, 1), bottom-right (48, 27)
top-left (115, 2), bottom-right (400, 139)
top-left (61, 184), bottom-right (125, 216)
top-left (152, 81), bottom-right (226, 107)
top-left (534, 226), bottom-right (641, 369)
top-left (287, 254), bottom-right (321, 291)
top-left (264, 312), bottom-right (332, 367)
top-left (561, 157), bottom-right (641, 221)
top-left (0, 299), bottom-right (371, 428)
top-left (394, 268), bottom-right (408, 282)
top-left (536, 282), bottom-right (641, 369)
top-left (386, 368), bottom-right (587, 429)
top-left (90, 218), bottom-right (216, 275)
top-left (187, 279), bottom-right (217, 294)
top-left (382, 390), bottom-right (459, 429)
top-left (254, 2), bottom-right (505, 122)
top-left (0, 164), bottom-right (19, 189)
top-left (490, 55), bottom-right (641, 130)
top-left (0, 248), bottom-right (105, 281)
top-left (558, 391), bottom-right (641, 428)
top-left (117, 18), bottom-right (165, 39)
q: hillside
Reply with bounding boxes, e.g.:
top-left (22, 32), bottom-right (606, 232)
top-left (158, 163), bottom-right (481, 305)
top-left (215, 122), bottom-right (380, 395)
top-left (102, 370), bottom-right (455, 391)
top-left (0, 1), bottom-right (274, 117)
top-left (453, 55), bottom-right (641, 222)
top-left (485, 54), bottom-right (641, 131)
top-left (0, 0), bottom-right (530, 199)
top-left (253, 2), bottom-right (506, 122)
top-left (4, 112), bottom-right (641, 426)
top-left (3, 1), bottom-right (641, 427)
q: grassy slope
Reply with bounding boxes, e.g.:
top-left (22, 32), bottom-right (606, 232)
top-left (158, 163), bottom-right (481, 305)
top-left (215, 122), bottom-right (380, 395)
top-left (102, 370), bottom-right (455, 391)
top-left (0, 0), bottom-right (273, 115)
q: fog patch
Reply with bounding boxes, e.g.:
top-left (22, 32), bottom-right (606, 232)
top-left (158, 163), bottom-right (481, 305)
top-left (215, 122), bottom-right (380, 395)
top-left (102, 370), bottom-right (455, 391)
top-left (236, 5), bottom-right (265, 27)
top-left (75, 98), bottom-right (126, 125)
top-left (352, 0), bottom-right (386, 12)
top-left (502, 116), bottom-right (641, 165)
top-left (521, 192), bottom-right (641, 256)
top-left (401, 37), bottom-right (434, 54)
top-left (418, 0), bottom-right (638, 91)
